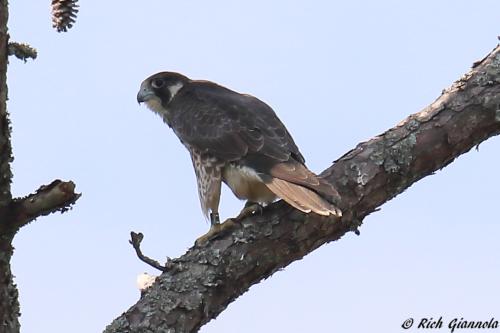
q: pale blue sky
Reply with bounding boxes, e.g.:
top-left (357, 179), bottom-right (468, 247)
top-left (7, 1), bottom-right (500, 332)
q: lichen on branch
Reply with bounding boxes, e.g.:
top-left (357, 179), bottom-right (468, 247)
top-left (7, 42), bottom-right (37, 62)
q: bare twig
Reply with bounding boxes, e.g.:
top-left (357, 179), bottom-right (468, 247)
top-left (129, 232), bottom-right (168, 272)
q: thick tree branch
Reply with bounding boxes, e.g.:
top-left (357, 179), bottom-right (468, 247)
top-left (0, 2), bottom-right (19, 332)
top-left (0, 0), bottom-right (12, 206)
top-left (0, 232), bottom-right (19, 333)
top-left (104, 45), bottom-right (500, 333)
top-left (0, 179), bottom-right (80, 233)
top-left (17, 179), bottom-right (79, 218)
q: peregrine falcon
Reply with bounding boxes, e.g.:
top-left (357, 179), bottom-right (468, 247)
top-left (137, 72), bottom-right (341, 244)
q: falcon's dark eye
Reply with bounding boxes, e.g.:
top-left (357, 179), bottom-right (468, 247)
top-left (151, 78), bottom-right (164, 89)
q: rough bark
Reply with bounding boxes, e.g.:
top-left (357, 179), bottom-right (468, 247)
top-left (0, 1), bottom-right (19, 332)
top-left (0, 0), bottom-right (11, 206)
top-left (104, 45), bottom-right (500, 333)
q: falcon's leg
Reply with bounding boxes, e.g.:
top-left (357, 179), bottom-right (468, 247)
top-left (194, 202), bottom-right (264, 246)
top-left (210, 211), bottom-right (220, 225)
top-left (234, 201), bottom-right (263, 221)
top-left (195, 212), bottom-right (236, 246)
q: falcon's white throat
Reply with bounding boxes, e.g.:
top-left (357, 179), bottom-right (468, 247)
top-left (144, 97), bottom-right (166, 118)
top-left (144, 82), bottom-right (184, 119)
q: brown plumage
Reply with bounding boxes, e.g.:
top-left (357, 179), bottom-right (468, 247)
top-left (265, 160), bottom-right (341, 216)
top-left (137, 72), bottom-right (341, 240)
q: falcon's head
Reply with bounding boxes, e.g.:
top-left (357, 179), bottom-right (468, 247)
top-left (137, 72), bottom-right (189, 118)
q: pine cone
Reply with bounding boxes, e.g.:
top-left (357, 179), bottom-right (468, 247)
top-left (51, 0), bottom-right (79, 32)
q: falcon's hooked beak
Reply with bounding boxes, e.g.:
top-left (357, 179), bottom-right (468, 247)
top-left (137, 82), bottom-right (154, 104)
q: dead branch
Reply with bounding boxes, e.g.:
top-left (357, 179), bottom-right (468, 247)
top-left (7, 42), bottom-right (37, 62)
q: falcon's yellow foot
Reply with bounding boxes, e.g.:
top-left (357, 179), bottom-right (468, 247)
top-left (234, 202), bottom-right (263, 221)
top-left (195, 219), bottom-right (236, 246)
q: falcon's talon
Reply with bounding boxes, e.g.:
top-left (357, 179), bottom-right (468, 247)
top-left (234, 202), bottom-right (263, 221)
top-left (195, 218), bottom-right (236, 246)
